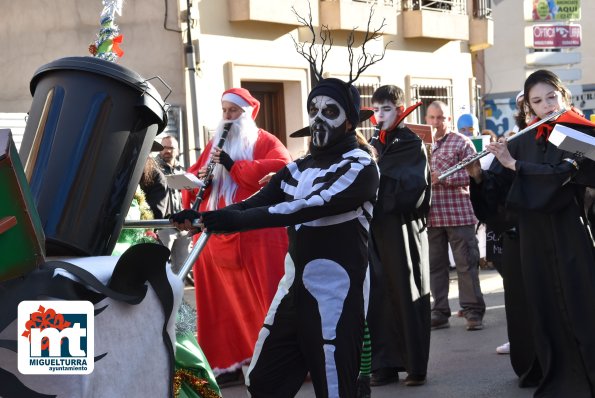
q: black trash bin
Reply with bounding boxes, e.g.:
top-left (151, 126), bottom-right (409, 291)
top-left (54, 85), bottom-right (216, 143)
top-left (19, 56), bottom-right (168, 256)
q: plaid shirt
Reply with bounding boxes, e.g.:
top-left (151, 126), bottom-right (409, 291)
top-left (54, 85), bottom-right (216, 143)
top-left (428, 131), bottom-right (478, 227)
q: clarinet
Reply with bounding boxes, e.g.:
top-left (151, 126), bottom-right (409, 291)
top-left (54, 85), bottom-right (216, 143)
top-left (369, 121), bottom-right (383, 145)
top-left (191, 121), bottom-right (233, 210)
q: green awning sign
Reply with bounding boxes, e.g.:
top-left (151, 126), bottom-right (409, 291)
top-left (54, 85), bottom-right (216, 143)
top-left (532, 0), bottom-right (581, 21)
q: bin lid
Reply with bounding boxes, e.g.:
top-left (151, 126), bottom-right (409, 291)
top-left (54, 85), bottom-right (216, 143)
top-left (30, 56), bottom-right (168, 130)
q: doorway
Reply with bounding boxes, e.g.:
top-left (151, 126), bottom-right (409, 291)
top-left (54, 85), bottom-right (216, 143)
top-left (241, 82), bottom-right (287, 146)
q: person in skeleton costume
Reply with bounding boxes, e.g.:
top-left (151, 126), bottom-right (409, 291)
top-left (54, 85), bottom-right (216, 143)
top-left (173, 78), bottom-right (380, 397)
top-left (181, 87), bottom-right (292, 382)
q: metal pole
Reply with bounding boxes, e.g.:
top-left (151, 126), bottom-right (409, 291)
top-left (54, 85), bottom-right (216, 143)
top-left (122, 219), bottom-right (203, 229)
top-left (122, 218), bottom-right (206, 280)
top-left (184, 0), bottom-right (201, 168)
top-left (176, 232), bottom-right (210, 280)
top-left (122, 219), bottom-right (176, 229)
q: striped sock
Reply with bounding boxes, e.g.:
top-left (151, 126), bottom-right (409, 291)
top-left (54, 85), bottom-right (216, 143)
top-left (359, 321), bottom-right (372, 376)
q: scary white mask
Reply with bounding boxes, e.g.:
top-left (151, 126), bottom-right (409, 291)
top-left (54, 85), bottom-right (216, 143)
top-left (308, 96), bottom-right (348, 148)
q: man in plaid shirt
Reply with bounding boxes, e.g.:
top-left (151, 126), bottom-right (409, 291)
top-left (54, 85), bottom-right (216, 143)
top-left (425, 101), bottom-right (485, 331)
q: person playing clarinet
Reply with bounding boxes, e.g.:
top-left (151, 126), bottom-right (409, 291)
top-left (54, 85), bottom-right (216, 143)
top-left (366, 85), bottom-right (431, 387)
top-left (180, 87), bottom-right (291, 386)
top-left (466, 69), bottom-right (595, 397)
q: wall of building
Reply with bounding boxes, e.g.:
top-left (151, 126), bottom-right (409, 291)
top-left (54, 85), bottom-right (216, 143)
top-left (483, 0), bottom-right (594, 135)
top-left (195, 1), bottom-right (477, 158)
top-left (0, 0), bottom-right (482, 160)
top-left (0, 0), bottom-right (185, 113)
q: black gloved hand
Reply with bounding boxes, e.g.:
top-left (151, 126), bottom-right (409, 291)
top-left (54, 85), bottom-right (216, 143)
top-left (170, 209), bottom-right (200, 226)
top-left (201, 209), bottom-right (242, 233)
top-left (218, 150), bottom-right (235, 171)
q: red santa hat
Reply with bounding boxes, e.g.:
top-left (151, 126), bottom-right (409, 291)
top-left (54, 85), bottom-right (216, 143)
top-left (221, 87), bottom-right (260, 120)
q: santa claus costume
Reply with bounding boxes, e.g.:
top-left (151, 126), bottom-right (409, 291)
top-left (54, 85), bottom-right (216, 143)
top-left (182, 88), bottom-right (292, 379)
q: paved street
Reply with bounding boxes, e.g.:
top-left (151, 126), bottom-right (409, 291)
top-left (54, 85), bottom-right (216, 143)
top-left (184, 270), bottom-right (536, 398)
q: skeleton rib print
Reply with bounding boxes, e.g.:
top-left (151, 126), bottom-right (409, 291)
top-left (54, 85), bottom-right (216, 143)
top-left (270, 147), bottom-right (375, 230)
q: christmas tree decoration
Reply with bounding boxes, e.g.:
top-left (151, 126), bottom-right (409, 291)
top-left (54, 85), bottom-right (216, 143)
top-left (89, 0), bottom-right (124, 62)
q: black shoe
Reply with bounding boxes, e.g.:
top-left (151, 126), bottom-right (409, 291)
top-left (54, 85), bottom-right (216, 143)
top-left (215, 369), bottom-right (244, 388)
top-left (431, 312), bottom-right (450, 329)
top-left (465, 314), bottom-right (484, 331)
top-left (356, 374), bottom-right (371, 398)
top-left (404, 374), bottom-right (426, 386)
top-left (370, 368), bottom-right (399, 386)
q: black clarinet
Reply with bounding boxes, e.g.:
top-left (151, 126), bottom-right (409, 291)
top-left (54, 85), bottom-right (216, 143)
top-left (191, 122), bottom-right (233, 210)
top-left (369, 121), bottom-right (383, 145)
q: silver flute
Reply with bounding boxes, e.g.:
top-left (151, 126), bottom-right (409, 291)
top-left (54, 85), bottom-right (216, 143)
top-left (437, 108), bottom-right (567, 181)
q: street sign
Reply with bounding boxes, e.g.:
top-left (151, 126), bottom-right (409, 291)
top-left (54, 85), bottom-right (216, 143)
top-left (526, 51), bottom-right (581, 66)
top-left (567, 84), bottom-right (583, 97)
top-left (526, 0), bottom-right (581, 21)
top-left (526, 68), bottom-right (582, 82)
top-left (533, 24), bottom-right (581, 48)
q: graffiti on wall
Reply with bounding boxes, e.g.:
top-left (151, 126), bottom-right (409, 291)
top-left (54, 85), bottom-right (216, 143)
top-left (484, 97), bottom-right (517, 137)
top-left (572, 91), bottom-right (595, 121)
top-left (485, 92), bottom-right (595, 136)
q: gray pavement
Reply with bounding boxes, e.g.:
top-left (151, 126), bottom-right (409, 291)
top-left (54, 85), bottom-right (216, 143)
top-left (184, 269), bottom-right (537, 398)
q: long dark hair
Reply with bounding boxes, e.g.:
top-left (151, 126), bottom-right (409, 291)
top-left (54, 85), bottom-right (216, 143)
top-left (141, 157), bottom-right (160, 186)
top-left (355, 130), bottom-right (375, 159)
top-left (514, 100), bottom-right (529, 130)
top-left (523, 70), bottom-right (571, 118)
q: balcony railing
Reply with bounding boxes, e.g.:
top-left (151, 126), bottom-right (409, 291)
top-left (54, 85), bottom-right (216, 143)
top-left (403, 0), bottom-right (467, 15)
top-left (473, 0), bottom-right (492, 18)
top-left (402, 0), bottom-right (469, 40)
top-left (352, 0), bottom-right (398, 6)
top-left (319, 0), bottom-right (399, 35)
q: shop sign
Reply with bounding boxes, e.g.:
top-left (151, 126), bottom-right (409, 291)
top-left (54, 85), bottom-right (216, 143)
top-left (531, 0), bottom-right (581, 21)
top-left (533, 24), bottom-right (581, 48)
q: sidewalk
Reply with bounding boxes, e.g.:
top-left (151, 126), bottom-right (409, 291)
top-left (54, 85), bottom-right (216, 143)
top-left (183, 268), bottom-right (504, 311)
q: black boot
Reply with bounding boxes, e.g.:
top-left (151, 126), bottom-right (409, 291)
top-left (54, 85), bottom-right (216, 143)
top-left (370, 367), bottom-right (399, 386)
top-left (356, 374), bottom-right (371, 398)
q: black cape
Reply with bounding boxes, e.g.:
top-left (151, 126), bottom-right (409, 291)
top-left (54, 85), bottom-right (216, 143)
top-left (470, 172), bottom-right (542, 386)
top-left (475, 121), bottom-right (595, 397)
top-left (367, 127), bottom-right (432, 376)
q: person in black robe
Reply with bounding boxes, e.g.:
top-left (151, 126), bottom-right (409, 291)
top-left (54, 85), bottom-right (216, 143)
top-left (366, 85), bottom-right (431, 387)
top-left (469, 164), bottom-right (542, 388)
top-left (466, 69), bottom-right (595, 398)
top-left (469, 90), bottom-right (542, 387)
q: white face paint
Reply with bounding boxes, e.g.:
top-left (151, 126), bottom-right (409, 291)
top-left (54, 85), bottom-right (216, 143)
top-left (308, 96), bottom-right (348, 148)
top-left (372, 100), bottom-right (399, 130)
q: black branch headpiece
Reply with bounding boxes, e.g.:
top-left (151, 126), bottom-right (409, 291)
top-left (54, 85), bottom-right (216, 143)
top-left (291, 2), bottom-right (390, 85)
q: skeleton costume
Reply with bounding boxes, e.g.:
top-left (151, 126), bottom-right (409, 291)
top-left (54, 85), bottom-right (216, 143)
top-left (174, 78), bottom-right (379, 397)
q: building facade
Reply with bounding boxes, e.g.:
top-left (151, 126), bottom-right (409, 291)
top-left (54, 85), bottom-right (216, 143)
top-left (0, 0), bottom-right (493, 162)
top-left (483, 0), bottom-right (593, 136)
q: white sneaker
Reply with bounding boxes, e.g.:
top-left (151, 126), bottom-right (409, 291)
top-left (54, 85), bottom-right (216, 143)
top-left (496, 342), bottom-right (510, 355)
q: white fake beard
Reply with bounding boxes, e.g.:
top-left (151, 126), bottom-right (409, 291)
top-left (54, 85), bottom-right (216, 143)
top-left (206, 113), bottom-right (259, 210)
